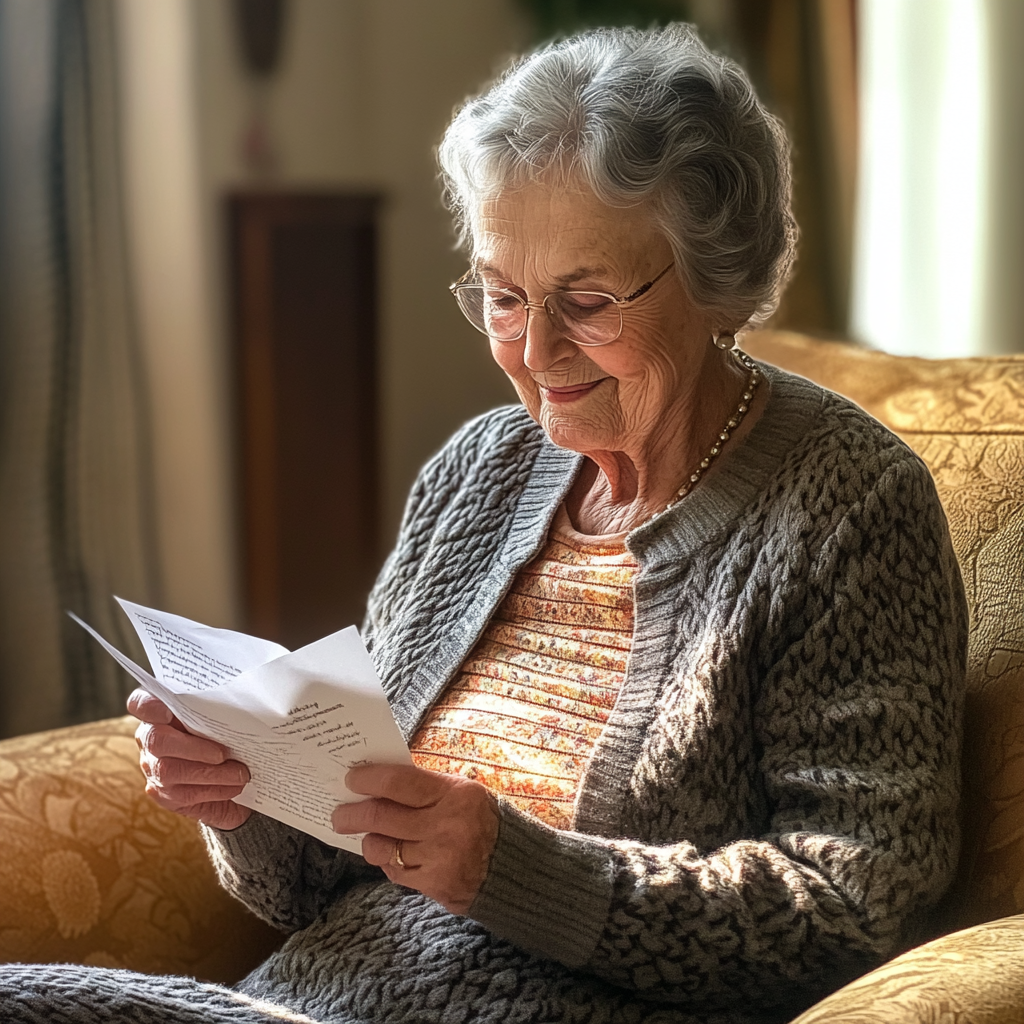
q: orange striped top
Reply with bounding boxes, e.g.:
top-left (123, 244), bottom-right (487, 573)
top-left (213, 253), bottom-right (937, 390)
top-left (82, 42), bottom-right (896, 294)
top-left (409, 505), bottom-right (638, 829)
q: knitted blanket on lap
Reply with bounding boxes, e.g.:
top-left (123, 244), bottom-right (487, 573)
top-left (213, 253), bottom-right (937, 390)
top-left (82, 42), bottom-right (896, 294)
top-left (197, 364), bottom-right (967, 1024)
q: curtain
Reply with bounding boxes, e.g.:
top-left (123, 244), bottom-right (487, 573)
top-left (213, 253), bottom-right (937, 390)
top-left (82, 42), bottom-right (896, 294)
top-left (732, 0), bottom-right (858, 337)
top-left (0, 0), bottom-right (158, 738)
top-left (851, 0), bottom-right (1024, 357)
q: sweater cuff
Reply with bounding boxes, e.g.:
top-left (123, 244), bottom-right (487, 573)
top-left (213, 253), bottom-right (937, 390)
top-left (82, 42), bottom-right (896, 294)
top-left (201, 811), bottom-right (295, 866)
top-left (468, 800), bottom-right (614, 968)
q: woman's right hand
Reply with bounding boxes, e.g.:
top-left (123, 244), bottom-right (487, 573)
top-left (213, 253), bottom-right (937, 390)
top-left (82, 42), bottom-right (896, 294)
top-left (128, 688), bottom-right (252, 831)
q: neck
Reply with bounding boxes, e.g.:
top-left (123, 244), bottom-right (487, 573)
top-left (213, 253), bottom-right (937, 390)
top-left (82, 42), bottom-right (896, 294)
top-left (566, 349), bottom-right (763, 535)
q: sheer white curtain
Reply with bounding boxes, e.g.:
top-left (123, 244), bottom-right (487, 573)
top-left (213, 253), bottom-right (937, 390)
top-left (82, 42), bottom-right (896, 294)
top-left (852, 0), bottom-right (1024, 357)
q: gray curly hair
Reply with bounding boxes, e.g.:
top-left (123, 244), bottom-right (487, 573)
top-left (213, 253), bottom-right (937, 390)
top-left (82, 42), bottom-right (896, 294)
top-left (438, 24), bottom-right (797, 330)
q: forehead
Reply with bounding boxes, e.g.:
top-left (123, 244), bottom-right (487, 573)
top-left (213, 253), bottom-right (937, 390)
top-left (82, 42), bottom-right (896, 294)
top-left (471, 186), bottom-right (661, 272)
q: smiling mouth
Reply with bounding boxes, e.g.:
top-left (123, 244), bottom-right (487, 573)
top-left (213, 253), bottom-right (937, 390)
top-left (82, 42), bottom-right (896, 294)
top-left (539, 379), bottom-right (607, 403)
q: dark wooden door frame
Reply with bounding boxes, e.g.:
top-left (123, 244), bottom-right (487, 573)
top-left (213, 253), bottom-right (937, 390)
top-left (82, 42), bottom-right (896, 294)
top-left (228, 192), bottom-right (380, 648)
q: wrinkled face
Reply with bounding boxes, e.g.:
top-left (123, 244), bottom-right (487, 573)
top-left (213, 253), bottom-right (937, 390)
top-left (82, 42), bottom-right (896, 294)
top-left (472, 186), bottom-right (716, 455)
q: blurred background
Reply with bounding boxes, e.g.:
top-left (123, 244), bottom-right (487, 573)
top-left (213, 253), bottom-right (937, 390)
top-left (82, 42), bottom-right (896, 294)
top-left (0, 0), bottom-right (1021, 738)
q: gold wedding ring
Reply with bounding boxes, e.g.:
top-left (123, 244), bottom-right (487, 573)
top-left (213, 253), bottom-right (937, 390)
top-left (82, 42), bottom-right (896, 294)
top-left (393, 839), bottom-right (405, 869)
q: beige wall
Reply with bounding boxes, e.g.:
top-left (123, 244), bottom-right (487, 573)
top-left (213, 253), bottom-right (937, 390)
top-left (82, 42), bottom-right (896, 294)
top-left (194, 0), bottom-right (525, 582)
top-left (123, 0), bottom-right (1024, 631)
top-left (118, 0), bottom-right (239, 628)
top-left (851, 0), bottom-right (1024, 357)
top-left (122, 0), bottom-right (526, 629)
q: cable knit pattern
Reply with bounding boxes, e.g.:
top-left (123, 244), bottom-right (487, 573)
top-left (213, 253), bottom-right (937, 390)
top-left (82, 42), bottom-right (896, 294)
top-left (0, 364), bottom-right (967, 1024)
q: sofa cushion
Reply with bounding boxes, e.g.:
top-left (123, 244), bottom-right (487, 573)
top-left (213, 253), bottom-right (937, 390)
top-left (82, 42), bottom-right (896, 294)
top-left (745, 331), bottom-right (1024, 931)
top-left (787, 914), bottom-right (1024, 1024)
top-left (0, 716), bottom-right (282, 982)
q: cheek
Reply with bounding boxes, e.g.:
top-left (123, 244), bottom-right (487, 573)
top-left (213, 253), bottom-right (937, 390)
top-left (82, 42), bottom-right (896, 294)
top-left (489, 338), bottom-right (520, 377)
top-left (588, 345), bottom-right (660, 393)
top-left (609, 323), bottom-right (689, 389)
top-left (490, 341), bottom-right (540, 409)
top-left (592, 341), bottom-right (688, 429)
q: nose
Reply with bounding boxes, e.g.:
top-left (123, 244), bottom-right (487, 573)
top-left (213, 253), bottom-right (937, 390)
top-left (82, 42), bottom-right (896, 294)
top-left (522, 302), bottom-right (576, 372)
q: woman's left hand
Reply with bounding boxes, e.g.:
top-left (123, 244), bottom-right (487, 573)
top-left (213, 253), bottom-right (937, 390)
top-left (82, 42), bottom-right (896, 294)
top-left (332, 764), bottom-right (500, 915)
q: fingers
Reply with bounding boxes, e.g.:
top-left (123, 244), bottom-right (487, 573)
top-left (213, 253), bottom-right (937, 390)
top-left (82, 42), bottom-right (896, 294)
top-left (331, 797), bottom-right (429, 840)
top-left (140, 754), bottom-right (249, 789)
top-left (345, 763), bottom-right (446, 807)
top-left (361, 833), bottom-right (421, 872)
top-left (139, 751), bottom-right (250, 829)
top-left (139, 752), bottom-right (248, 805)
top-left (335, 772), bottom-right (500, 915)
top-left (132, 711), bottom-right (251, 832)
top-left (172, 799), bottom-right (252, 831)
top-left (135, 721), bottom-right (231, 765)
top-left (145, 778), bottom-right (248, 807)
top-left (127, 688), bottom-right (173, 725)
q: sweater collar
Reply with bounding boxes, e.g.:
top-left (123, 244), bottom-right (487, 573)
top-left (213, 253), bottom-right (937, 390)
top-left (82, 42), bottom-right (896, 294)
top-left (498, 362), bottom-right (826, 572)
top-left (624, 363), bottom-right (826, 570)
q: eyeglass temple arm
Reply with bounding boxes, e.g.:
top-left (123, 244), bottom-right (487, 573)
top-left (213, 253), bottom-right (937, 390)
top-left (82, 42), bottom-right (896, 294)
top-left (452, 261), bottom-right (674, 301)
top-left (618, 262), bottom-right (674, 304)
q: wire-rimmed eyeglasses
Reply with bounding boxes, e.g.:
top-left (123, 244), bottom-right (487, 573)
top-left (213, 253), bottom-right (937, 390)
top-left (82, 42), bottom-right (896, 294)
top-left (450, 263), bottom-right (675, 347)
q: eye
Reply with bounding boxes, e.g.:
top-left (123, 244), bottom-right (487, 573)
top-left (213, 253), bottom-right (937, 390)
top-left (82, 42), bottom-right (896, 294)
top-left (483, 289), bottom-right (523, 312)
top-left (559, 291), bottom-right (614, 314)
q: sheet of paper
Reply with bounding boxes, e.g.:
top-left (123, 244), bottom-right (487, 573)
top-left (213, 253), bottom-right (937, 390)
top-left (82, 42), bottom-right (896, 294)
top-left (69, 613), bottom-right (188, 712)
top-left (181, 628), bottom-right (413, 851)
top-left (72, 602), bottom-right (411, 853)
top-left (115, 597), bottom-right (288, 693)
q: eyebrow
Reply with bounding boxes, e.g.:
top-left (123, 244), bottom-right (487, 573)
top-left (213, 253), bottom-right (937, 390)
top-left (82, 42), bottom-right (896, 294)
top-left (473, 260), bottom-right (611, 286)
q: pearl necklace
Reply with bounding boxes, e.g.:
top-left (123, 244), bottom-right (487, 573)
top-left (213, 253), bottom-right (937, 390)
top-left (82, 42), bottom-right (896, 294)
top-left (661, 350), bottom-right (762, 515)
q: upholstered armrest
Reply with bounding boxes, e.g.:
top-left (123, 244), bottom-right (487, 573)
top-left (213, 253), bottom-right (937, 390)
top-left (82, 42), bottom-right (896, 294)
top-left (790, 915), bottom-right (1024, 1023)
top-left (0, 716), bottom-right (281, 983)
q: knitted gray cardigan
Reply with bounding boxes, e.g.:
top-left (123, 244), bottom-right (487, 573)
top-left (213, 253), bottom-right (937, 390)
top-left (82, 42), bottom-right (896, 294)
top-left (204, 364), bottom-right (967, 1024)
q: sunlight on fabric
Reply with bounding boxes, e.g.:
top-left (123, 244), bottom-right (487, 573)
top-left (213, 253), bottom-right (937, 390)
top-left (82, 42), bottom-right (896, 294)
top-left (852, 0), bottom-right (988, 357)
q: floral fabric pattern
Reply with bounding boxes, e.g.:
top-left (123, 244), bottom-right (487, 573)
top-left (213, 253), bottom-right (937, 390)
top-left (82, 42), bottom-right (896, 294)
top-left (0, 716), bottom-right (281, 982)
top-left (411, 507), bottom-right (637, 829)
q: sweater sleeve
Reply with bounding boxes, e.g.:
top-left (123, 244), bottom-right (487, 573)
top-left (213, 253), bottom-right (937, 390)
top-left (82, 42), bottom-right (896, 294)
top-left (201, 814), bottom-right (383, 932)
top-left (468, 455), bottom-right (967, 1015)
top-left (202, 407), bottom-right (531, 932)
top-left (197, 430), bottom-right (472, 932)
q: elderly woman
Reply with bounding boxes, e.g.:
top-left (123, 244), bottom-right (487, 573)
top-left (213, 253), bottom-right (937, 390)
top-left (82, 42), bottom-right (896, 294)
top-left (1, 23), bottom-right (965, 1024)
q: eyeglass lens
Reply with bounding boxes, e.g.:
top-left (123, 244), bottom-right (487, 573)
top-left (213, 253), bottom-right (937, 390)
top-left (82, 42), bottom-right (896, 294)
top-left (454, 286), bottom-right (622, 346)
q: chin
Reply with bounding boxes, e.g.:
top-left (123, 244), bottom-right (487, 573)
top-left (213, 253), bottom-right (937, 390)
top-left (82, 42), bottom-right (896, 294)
top-left (538, 408), bottom-right (613, 454)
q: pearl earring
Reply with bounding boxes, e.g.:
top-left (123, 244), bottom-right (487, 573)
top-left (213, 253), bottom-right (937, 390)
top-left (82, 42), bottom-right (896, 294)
top-left (714, 333), bottom-right (737, 351)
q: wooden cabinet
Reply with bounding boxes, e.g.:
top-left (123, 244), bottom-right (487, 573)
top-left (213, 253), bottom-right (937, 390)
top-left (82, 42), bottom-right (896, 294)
top-left (228, 193), bottom-right (379, 649)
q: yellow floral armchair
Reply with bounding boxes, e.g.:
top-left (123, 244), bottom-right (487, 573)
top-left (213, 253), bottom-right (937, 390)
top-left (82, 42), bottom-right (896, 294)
top-left (0, 717), bottom-right (282, 982)
top-left (1, 331), bottom-right (1023, 1020)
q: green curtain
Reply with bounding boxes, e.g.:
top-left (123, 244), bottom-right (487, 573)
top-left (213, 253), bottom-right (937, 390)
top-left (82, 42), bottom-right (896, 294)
top-left (731, 0), bottom-right (858, 336)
